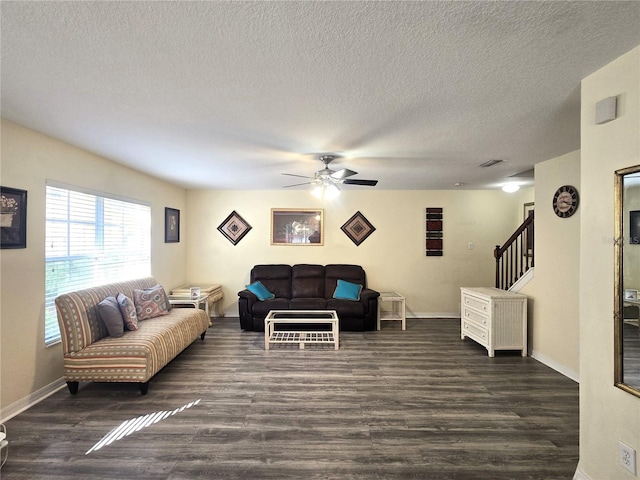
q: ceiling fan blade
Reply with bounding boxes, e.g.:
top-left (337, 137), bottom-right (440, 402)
top-left (282, 173), bottom-right (314, 179)
top-left (331, 168), bottom-right (357, 179)
top-left (283, 181), bottom-right (314, 188)
top-left (343, 179), bottom-right (378, 186)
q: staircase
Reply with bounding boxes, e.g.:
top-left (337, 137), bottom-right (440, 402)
top-left (494, 212), bottom-right (534, 290)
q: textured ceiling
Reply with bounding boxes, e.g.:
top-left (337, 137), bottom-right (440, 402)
top-left (1, 1), bottom-right (639, 190)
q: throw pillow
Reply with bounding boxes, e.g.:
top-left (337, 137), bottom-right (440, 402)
top-left (246, 281), bottom-right (275, 301)
top-left (133, 285), bottom-right (170, 320)
top-left (333, 279), bottom-right (363, 301)
top-left (117, 293), bottom-right (139, 331)
top-left (97, 296), bottom-right (125, 337)
top-left (149, 283), bottom-right (172, 311)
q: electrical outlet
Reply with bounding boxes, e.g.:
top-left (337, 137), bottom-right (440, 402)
top-left (619, 441), bottom-right (637, 475)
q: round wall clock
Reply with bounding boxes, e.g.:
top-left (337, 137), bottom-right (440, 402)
top-left (552, 185), bottom-right (579, 218)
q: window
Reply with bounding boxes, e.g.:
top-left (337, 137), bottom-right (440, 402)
top-left (45, 183), bottom-right (151, 345)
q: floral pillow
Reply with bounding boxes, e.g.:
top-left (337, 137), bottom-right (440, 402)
top-left (133, 285), bottom-right (170, 320)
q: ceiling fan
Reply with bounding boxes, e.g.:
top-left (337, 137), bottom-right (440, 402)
top-left (282, 155), bottom-right (378, 199)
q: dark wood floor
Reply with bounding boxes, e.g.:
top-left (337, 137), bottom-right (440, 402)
top-left (2, 318), bottom-right (579, 480)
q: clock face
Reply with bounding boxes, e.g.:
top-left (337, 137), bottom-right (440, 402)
top-left (553, 185), bottom-right (579, 218)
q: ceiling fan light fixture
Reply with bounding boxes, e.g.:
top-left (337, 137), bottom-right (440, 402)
top-left (325, 183), bottom-right (340, 199)
top-left (311, 182), bottom-right (340, 200)
top-left (311, 185), bottom-right (324, 199)
top-left (283, 154), bottom-right (377, 195)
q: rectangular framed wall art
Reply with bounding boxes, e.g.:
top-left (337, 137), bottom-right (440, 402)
top-left (164, 207), bottom-right (180, 243)
top-left (271, 208), bottom-right (323, 245)
top-left (1, 186), bottom-right (27, 249)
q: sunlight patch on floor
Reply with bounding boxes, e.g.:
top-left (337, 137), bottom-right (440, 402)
top-left (86, 399), bottom-right (201, 454)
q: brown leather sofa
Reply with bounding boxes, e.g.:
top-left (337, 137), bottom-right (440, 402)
top-left (237, 264), bottom-right (379, 331)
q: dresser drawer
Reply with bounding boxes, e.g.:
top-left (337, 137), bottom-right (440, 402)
top-left (462, 319), bottom-right (489, 346)
top-left (462, 305), bottom-right (489, 328)
top-left (462, 293), bottom-right (490, 314)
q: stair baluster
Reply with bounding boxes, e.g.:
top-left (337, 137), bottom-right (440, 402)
top-left (494, 212), bottom-right (534, 290)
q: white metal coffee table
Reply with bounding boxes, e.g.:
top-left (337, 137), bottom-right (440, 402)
top-left (264, 310), bottom-right (339, 350)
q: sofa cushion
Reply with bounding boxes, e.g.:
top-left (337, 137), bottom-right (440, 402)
top-left (133, 285), bottom-right (170, 320)
top-left (251, 298), bottom-right (291, 317)
top-left (290, 298), bottom-right (327, 310)
top-left (325, 264), bottom-right (366, 299)
top-left (117, 293), bottom-right (139, 331)
top-left (292, 264), bottom-right (325, 298)
top-left (333, 279), bottom-right (363, 301)
top-left (246, 281), bottom-right (275, 301)
top-left (326, 298), bottom-right (366, 317)
top-left (251, 264), bottom-right (292, 298)
top-left (97, 296), bottom-right (125, 337)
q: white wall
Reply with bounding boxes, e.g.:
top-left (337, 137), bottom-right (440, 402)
top-left (519, 151), bottom-right (581, 379)
top-left (577, 46), bottom-right (640, 479)
top-left (186, 189), bottom-right (520, 317)
top-left (0, 120), bottom-right (189, 417)
top-left (512, 186), bottom-right (535, 229)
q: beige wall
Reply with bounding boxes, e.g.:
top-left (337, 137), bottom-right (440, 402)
top-left (0, 119), bottom-right (532, 420)
top-left (577, 46), bottom-right (640, 479)
top-left (0, 120), bottom-right (189, 416)
top-left (520, 151), bottom-right (581, 379)
top-left (186, 189), bottom-right (520, 317)
top-left (512, 186), bottom-right (535, 229)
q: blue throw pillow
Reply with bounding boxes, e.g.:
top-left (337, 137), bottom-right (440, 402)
top-left (246, 281), bottom-right (275, 301)
top-left (333, 279), bottom-right (363, 301)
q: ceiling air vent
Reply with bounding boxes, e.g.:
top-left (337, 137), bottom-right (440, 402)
top-left (479, 159), bottom-right (504, 168)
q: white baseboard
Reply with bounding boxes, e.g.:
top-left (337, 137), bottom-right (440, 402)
top-left (573, 466), bottom-right (592, 480)
top-left (509, 267), bottom-right (534, 293)
top-left (530, 350), bottom-right (579, 383)
top-left (221, 311), bottom-right (462, 320)
top-left (0, 377), bottom-right (66, 423)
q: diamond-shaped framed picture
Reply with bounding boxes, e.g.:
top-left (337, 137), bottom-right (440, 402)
top-left (217, 210), bottom-right (252, 245)
top-left (341, 211), bottom-right (375, 246)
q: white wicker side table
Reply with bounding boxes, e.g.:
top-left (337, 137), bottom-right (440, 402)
top-left (377, 292), bottom-right (406, 330)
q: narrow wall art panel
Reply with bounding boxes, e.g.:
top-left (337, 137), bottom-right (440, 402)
top-left (426, 207), bottom-right (443, 256)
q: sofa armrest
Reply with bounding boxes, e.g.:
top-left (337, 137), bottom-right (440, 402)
top-left (360, 288), bottom-right (380, 302)
top-left (238, 289), bottom-right (258, 330)
top-left (238, 289), bottom-right (258, 301)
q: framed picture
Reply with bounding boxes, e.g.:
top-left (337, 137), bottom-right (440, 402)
top-left (217, 210), bottom-right (252, 245)
top-left (1, 186), bottom-right (27, 249)
top-left (271, 208), bottom-right (323, 245)
top-left (523, 202), bottom-right (535, 256)
top-left (625, 289), bottom-right (638, 300)
top-left (523, 202), bottom-right (535, 221)
top-left (164, 207), bottom-right (180, 243)
top-left (630, 210), bottom-right (640, 244)
top-left (341, 211), bottom-right (376, 246)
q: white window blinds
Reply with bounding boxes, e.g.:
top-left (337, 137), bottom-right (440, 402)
top-left (45, 184), bottom-right (151, 345)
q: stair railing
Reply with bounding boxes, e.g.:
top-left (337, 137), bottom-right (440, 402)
top-left (494, 212), bottom-right (534, 290)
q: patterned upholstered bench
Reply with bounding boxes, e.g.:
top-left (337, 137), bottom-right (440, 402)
top-left (55, 277), bottom-right (209, 395)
